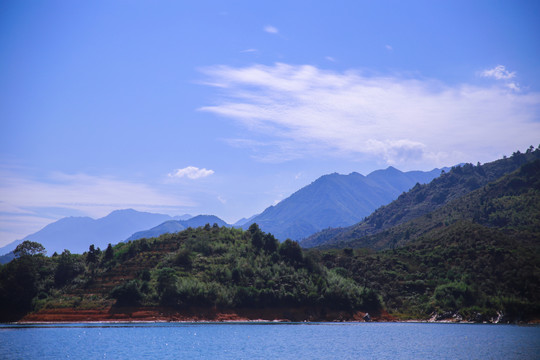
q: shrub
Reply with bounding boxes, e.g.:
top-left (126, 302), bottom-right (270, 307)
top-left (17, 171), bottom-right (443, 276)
top-left (110, 280), bottom-right (143, 306)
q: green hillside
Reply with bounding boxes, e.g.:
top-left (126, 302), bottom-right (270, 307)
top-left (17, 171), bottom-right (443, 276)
top-left (308, 158), bottom-right (540, 321)
top-left (0, 224), bottom-right (380, 322)
top-left (319, 157), bottom-right (540, 251)
top-left (312, 219), bottom-right (539, 322)
top-left (302, 146), bottom-right (540, 248)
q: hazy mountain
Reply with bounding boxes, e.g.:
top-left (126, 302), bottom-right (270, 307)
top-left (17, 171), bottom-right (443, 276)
top-left (243, 166), bottom-right (447, 241)
top-left (173, 214), bottom-right (193, 221)
top-left (233, 214), bottom-right (259, 227)
top-left (0, 209), bottom-right (175, 257)
top-left (303, 147), bottom-right (540, 249)
top-left (126, 215), bottom-right (229, 241)
top-left (0, 252), bottom-right (15, 265)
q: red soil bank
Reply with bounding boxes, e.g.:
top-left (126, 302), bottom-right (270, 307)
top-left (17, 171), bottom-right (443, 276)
top-left (21, 306), bottom-right (395, 323)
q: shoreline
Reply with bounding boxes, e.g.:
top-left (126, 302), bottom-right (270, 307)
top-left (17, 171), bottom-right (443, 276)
top-left (11, 307), bottom-right (538, 325)
top-left (15, 306), bottom-right (394, 324)
top-left (10, 319), bottom-right (539, 325)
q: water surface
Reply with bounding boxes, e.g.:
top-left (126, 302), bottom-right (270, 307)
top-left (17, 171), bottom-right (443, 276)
top-left (1, 322), bottom-right (538, 359)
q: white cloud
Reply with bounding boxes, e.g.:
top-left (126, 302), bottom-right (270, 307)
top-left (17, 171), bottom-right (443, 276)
top-left (481, 65), bottom-right (516, 80)
top-left (168, 166), bottom-right (214, 180)
top-left (200, 63), bottom-right (540, 169)
top-left (264, 25), bottom-right (278, 34)
top-left (385, 44), bottom-right (393, 51)
top-left (505, 82), bottom-right (521, 92)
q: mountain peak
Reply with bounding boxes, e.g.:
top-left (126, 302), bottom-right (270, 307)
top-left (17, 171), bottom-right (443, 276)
top-left (244, 167), bottom-right (445, 241)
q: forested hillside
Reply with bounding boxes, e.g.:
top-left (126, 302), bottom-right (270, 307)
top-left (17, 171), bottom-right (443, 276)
top-left (305, 155), bottom-right (540, 321)
top-left (302, 146), bottom-right (540, 248)
top-left (0, 224), bottom-right (380, 322)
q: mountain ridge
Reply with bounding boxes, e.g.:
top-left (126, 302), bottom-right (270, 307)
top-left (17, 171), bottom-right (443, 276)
top-left (243, 166), bottom-right (447, 241)
top-left (0, 209), bottom-right (188, 257)
top-left (302, 147), bottom-right (540, 249)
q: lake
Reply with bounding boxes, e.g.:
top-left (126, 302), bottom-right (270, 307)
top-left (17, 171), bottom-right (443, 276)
top-left (1, 322), bottom-right (539, 359)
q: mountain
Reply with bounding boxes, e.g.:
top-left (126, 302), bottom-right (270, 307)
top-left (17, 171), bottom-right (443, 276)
top-left (303, 147), bottom-right (540, 249)
top-left (0, 209), bottom-right (174, 257)
top-left (313, 158), bottom-right (540, 321)
top-left (126, 215), bottom-right (229, 241)
top-left (233, 214), bottom-right (259, 227)
top-left (173, 214), bottom-right (193, 221)
top-left (243, 167), bottom-right (446, 241)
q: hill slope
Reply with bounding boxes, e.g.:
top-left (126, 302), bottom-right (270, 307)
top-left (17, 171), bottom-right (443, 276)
top-left (309, 158), bottom-right (540, 321)
top-left (245, 167), bottom-right (445, 241)
top-left (303, 147), bottom-right (540, 248)
top-left (319, 157), bottom-right (540, 250)
top-left (126, 215), bottom-right (230, 241)
top-left (0, 226), bottom-right (381, 322)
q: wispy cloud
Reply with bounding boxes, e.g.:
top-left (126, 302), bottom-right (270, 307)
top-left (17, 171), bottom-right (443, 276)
top-left (168, 166), bottom-right (214, 180)
top-left (200, 63), bottom-right (540, 168)
top-left (264, 25), bottom-right (278, 34)
top-left (481, 65), bottom-right (520, 91)
top-left (385, 44), bottom-right (393, 51)
top-left (481, 65), bottom-right (516, 80)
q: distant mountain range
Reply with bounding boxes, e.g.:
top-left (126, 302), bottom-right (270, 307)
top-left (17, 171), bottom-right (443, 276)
top-left (242, 166), bottom-right (447, 241)
top-left (0, 166), bottom-right (450, 262)
top-left (126, 215), bottom-right (229, 241)
top-left (0, 210), bottom-right (190, 257)
top-left (302, 147), bottom-right (540, 249)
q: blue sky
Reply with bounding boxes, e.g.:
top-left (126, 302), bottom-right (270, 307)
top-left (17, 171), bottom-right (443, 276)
top-left (1, 0), bottom-right (539, 246)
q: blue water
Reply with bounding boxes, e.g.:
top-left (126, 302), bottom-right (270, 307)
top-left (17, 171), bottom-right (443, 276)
top-left (0, 322), bottom-right (539, 359)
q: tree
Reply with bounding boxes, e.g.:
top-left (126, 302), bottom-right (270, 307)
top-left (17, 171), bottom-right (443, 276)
top-left (263, 233), bottom-right (278, 253)
top-left (279, 239), bottom-right (303, 264)
top-left (86, 244), bottom-right (98, 264)
top-left (14, 241), bottom-right (46, 258)
top-left (249, 223), bottom-right (264, 250)
top-left (54, 250), bottom-right (84, 286)
top-left (104, 243), bottom-right (114, 261)
top-left (110, 280), bottom-right (143, 306)
top-left (157, 267), bottom-right (179, 306)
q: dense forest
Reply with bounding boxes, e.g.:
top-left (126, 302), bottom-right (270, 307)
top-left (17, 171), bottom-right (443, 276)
top-left (0, 224), bottom-right (380, 322)
top-left (1, 148), bottom-right (539, 323)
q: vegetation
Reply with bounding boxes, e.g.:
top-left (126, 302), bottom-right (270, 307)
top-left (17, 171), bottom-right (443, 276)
top-left (306, 153), bottom-right (540, 322)
top-left (319, 156), bottom-right (540, 251)
top-left (0, 225), bottom-right (380, 322)
top-left (1, 147), bottom-right (538, 323)
top-left (311, 219), bottom-right (539, 322)
top-left (302, 146), bottom-right (540, 248)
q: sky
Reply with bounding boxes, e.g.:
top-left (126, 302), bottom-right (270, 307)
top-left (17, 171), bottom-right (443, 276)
top-left (1, 0), bottom-right (540, 247)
